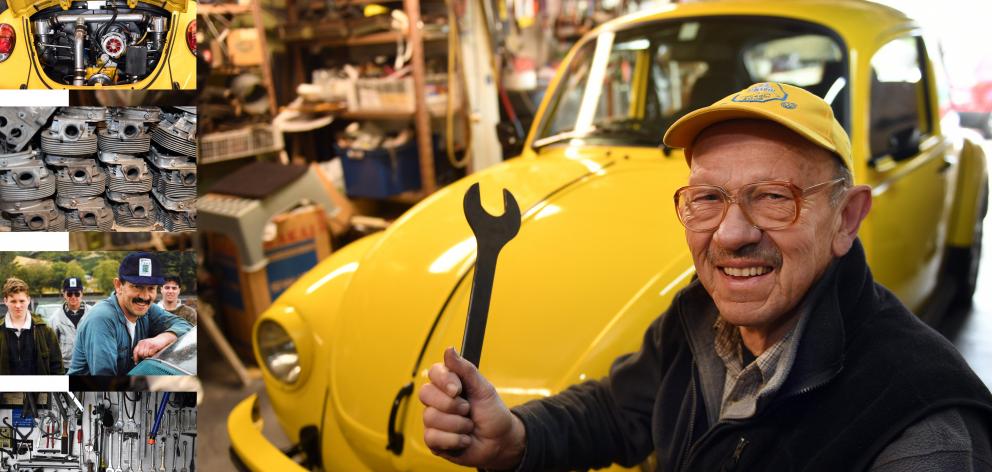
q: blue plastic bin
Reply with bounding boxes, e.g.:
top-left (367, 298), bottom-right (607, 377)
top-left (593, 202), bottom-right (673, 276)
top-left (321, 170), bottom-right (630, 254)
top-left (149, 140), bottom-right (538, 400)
top-left (335, 138), bottom-right (422, 198)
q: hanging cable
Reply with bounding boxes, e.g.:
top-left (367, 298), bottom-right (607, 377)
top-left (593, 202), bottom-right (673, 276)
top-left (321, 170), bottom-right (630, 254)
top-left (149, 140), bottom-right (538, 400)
top-left (445, 0), bottom-right (471, 169)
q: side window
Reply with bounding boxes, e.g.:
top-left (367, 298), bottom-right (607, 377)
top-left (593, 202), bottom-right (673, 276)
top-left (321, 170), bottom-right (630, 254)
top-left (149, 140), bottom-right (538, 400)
top-left (869, 37), bottom-right (932, 159)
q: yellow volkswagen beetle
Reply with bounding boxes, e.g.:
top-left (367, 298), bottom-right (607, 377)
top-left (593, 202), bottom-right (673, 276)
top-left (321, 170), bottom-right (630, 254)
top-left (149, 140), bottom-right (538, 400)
top-left (228, 0), bottom-right (989, 470)
top-left (0, 0), bottom-right (195, 89)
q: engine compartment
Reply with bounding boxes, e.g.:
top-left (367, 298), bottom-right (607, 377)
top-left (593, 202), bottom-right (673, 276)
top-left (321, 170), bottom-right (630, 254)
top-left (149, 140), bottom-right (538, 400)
top-left (31, 2), bottom-right (171, 86)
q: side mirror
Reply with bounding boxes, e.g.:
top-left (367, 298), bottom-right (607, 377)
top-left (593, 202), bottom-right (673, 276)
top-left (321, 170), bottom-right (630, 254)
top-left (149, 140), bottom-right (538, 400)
top-left (496, 122), bottom-right (524, 158)
top-left (887, 126), bottom-right (922, 161)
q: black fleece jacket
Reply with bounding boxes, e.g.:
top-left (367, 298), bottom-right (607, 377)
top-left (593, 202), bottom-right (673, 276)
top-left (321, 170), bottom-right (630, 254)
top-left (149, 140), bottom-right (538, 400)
top-left (512, 240), bottom-right (992, 471)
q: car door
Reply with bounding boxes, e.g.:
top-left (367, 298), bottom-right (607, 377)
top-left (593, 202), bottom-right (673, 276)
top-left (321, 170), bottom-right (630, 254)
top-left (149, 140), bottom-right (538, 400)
top-left (865, 35), bottom-right (953, 312)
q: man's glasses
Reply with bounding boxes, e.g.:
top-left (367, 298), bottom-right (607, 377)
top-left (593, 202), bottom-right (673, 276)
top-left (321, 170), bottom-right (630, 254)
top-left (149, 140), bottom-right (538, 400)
top-left (65, 291), bottom-right (82, 298)
top-left (673, 178), bottom-right (846, 232)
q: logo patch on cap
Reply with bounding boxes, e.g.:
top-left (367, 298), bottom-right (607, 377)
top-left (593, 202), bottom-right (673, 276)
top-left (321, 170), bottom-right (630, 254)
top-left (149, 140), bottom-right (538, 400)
top-left (732, 82), bottom-right (788, 103)
top-left (69, 279), bottom-right (77, 288)
top-left (139, 258), bottom-right (152, 277)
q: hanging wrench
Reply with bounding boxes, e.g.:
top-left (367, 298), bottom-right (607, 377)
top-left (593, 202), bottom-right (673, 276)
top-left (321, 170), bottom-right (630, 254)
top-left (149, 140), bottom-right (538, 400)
top-left (116, 431), bottom-right (123, 472)
top-left (459, 182), bottom-right (521, 367)
top-left (172, 432), bottom-right (179, 472)
top-left (106, 432), bottom-right (114, 472)
top-left (159, 436), bottom-right (167, 472)
top-left (127, 436), bottom-right (134, 472)
top-left (181, 440), bottom-right (188, 472)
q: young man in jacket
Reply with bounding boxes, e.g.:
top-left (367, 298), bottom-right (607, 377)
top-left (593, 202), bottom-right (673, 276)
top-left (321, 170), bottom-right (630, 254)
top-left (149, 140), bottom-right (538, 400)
top-left (68, 252), bottom-right (193, 376)
top-left (157, 275), bottom-right (197, 326)
top-left (0, 277), bottom-right (63, 375)
top-left (420, 83), bottom-right (992, 470)
top-left (51, 277), bottom-right (92, 368)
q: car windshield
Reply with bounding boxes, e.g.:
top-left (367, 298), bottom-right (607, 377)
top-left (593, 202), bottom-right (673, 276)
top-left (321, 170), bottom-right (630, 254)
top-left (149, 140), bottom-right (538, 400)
top-left (534, 16), bottom-right (849, 149)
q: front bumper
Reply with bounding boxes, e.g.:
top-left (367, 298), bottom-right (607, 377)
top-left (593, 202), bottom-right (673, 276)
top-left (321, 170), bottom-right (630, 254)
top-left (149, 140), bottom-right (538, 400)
top-left (227, 393), bottom-right (309, 472)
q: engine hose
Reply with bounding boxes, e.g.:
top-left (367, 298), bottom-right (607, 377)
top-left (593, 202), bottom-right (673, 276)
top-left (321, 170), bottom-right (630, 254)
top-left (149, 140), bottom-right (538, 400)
top-left (147, 392), bottom-right (170, 445)
top-left (445, 0), bottom-right (470, 169)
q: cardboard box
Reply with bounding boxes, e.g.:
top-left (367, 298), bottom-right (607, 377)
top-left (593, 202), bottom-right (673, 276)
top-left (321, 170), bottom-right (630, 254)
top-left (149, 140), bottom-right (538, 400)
top-left (208, 205), bottom-right (332, 357)
top-left (226, 28), bottom-right (264, 66)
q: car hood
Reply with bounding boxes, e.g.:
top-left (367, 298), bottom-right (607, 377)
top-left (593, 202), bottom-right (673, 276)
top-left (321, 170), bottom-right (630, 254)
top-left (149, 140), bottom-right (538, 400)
top-left (325, 146), bottom-right (696, 468)
top-left (8, 0), bottom-right (188, 18)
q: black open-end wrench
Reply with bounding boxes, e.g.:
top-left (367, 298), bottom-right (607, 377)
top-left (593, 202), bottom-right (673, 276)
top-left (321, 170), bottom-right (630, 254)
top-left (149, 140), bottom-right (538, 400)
top-left (460, 182), bottom-right (521, 368)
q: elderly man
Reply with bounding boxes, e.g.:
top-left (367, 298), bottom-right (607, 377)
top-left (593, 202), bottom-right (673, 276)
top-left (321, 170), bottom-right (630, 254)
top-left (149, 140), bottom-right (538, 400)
top-left (420, 83), bottom-right (992, 470)
top-left (157, 275), bottom-right (197, 326)
top-left (0, 277), bottom-right (63, 375)
top-left (51, 277), bottom-right (92, 368)
top-left (69, 252), bottom-right (193, 376)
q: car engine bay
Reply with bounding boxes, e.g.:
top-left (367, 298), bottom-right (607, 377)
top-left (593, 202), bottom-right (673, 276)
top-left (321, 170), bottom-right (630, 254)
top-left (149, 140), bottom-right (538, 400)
top-left (30, 2), bottom-right (172, 86)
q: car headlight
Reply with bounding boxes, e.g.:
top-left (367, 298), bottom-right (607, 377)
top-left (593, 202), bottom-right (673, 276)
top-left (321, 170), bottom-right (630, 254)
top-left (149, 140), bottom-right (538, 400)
top-left (0, 24), bottom-right (15, 62)
top-left (257, 320), bottom-right (302, 384)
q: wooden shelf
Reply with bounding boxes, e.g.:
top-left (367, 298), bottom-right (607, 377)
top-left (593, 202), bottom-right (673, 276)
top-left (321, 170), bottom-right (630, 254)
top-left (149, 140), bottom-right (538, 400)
top-left (340, 110), bottom-right (416, 120)
top-left (283, 30), bottom-right (447, 47)
top-left (197, 3), bottom-right (253, 15)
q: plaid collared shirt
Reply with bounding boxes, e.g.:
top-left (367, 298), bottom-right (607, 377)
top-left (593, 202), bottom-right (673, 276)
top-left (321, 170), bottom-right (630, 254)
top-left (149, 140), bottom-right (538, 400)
top-left (713, 316), bottom-right (798, 420)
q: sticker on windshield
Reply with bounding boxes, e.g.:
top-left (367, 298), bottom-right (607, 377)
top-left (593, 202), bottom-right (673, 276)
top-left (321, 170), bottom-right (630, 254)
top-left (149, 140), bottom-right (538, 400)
top-left (139, 258), bottom-right (152, 277)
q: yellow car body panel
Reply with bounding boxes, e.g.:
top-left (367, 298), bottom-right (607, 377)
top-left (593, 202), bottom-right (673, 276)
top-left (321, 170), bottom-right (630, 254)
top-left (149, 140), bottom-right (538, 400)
top-left (0, 1), bottom-right (196, 89)
top-left (228, 0), bottom-right (989, 470)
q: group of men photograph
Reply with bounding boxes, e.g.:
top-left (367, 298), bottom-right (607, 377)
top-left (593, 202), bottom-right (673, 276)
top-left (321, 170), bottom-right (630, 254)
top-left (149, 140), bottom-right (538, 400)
top-left (0, 252), bottom-right (196, 376)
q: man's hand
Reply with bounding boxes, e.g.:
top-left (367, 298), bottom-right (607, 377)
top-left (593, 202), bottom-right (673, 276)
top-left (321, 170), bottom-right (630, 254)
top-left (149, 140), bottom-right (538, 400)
top-left (419, 347), bottom-right (526, 469)
top-left (132, 332), bottom-right (178, 363)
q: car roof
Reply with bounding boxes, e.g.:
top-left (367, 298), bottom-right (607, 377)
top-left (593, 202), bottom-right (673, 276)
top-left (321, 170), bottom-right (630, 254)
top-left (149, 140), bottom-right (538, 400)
top-left (597, 0), bottom-right (916, 44)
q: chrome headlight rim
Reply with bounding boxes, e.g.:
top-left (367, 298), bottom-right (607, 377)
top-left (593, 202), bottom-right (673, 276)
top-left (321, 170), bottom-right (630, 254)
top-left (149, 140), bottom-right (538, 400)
top-left (257, 319), bottom-right (302, 385)
top-left (253, 305), bottom-right (313, 389)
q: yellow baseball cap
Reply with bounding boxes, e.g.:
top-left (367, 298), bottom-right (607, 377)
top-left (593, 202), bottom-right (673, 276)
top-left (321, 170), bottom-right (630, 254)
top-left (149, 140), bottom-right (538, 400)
top-left (663, 82), bottom-right (852, 169)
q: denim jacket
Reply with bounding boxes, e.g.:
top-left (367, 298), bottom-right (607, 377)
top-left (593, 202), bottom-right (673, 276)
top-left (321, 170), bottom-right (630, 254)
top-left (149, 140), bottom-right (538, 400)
top-left (68, 293), bottom-right (193, 375)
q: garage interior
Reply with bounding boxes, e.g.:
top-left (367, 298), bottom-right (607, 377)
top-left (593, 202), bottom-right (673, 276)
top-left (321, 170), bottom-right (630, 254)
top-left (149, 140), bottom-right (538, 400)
top-left (191, 0), bottom-right (992, 469)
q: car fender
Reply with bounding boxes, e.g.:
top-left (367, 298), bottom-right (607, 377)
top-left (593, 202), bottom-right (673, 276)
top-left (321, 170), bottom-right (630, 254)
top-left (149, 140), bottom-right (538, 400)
top-left (947, 134), bottom-right (989, 248)
top-left (254, 231), bottom-right (384, 448)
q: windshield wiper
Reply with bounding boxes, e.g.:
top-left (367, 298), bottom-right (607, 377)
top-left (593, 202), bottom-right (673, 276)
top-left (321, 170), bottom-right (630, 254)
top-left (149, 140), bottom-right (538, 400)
top-left (533, 122), bottom-right (661, 150)
top-left (532, 130), bottom-right (594, 149)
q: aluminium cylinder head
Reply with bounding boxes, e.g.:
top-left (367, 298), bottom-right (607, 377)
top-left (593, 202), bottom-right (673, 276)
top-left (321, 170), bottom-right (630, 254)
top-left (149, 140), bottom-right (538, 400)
top-left (107, 191), bottom-right (157, 227)
top-left (41, 113), bottom-right (99, 156)
top-left (152, 109), bottom-right (197, 157)
top-left (98, 120), bottom-right (151, 154)
top-left (156, 201), bottom-right (196, 232)
top-left (0, 198), bottom-right (66, 231)
top-left (45, 155), bottom-right (106, 198)
top-left (148, 147), bottom-right (196, 202)
top-left (0, 150), bottom-right (56, 202)
top-left (99, 152), bottom-right (152, 193)
top-left (58, 195), bottom-right (114, 231)
top-left (98, 107), bottom-right (162, 153)
top-left (0, 107), bottom-right (58, 152)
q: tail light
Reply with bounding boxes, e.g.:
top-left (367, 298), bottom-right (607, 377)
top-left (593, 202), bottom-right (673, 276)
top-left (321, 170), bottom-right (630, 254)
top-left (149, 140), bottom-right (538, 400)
top-left (0, 24), bottom-right (15, 62)
top-left (186, 21), bottom-right (196, 56)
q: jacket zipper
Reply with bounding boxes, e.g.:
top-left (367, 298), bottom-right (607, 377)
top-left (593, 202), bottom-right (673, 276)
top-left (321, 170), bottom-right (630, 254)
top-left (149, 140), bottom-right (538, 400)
top-left (680, 372), bottom-right (837, 470)
top-left (676, 361), bottom-right (699, 472)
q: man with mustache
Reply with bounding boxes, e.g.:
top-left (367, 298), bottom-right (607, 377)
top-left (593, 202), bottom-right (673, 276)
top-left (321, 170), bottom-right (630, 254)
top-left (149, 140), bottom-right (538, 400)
top-left (420, 83), bottom-right (992, 470)
top-left (68, 252), bottom-right (193, 376)
top-left (0, 277), bottom-right (63, 375)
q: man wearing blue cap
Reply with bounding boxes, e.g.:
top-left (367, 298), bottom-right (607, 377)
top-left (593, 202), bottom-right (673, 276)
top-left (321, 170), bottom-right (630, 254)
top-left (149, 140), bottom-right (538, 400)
top-left (68, 252), bottom-right (193, 376)
top-left (51, 277), bottom-right (92, 367)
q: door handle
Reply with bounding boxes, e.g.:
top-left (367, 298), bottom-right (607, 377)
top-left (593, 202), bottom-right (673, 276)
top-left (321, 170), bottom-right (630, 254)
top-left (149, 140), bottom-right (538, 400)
top-left (938, 159), bottom-right (952, 173)
top-left (386, 382), bottom-right (414, 455)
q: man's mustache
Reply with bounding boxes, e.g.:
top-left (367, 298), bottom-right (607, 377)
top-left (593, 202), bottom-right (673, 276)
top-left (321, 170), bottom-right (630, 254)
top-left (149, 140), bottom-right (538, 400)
top-left (131, 297), bottom-right (152, 306)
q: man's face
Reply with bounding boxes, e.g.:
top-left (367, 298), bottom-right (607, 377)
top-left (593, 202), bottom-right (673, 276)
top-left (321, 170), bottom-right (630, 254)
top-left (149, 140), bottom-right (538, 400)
top-left (161, 281), bottom-right (180, 303)
top-left (686, 121), bottom-right (842, 331)
top-left (4, 292), bottom-right (30, 318)
top-left (64, 290), bottom-right (82, 310)
top-left (114, 279), bottom-right (158, 318)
